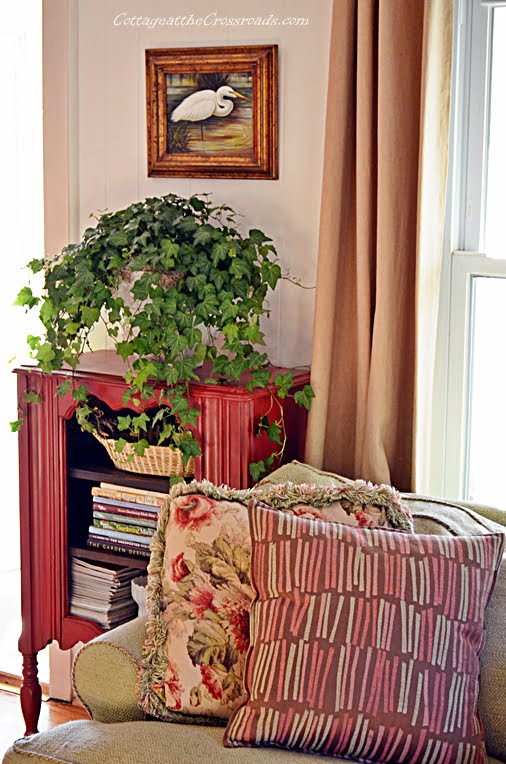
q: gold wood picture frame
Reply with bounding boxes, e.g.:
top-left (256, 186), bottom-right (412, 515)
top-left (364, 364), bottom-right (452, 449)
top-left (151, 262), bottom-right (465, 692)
top-left (145, 45), bottom-right (278, 179)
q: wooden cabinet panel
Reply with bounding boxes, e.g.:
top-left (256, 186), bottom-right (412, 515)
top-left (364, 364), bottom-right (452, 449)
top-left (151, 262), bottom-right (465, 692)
top-left (14, 351), bottom-right (309, 734)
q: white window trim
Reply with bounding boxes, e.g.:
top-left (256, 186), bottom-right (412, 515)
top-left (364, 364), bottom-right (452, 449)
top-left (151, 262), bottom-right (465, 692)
top-left (433, 0), bottom-right (506, 500)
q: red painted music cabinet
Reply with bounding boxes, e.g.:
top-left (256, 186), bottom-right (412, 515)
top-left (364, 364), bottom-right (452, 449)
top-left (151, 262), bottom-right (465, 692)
top-left (14, 351), bottom-right (309, 734)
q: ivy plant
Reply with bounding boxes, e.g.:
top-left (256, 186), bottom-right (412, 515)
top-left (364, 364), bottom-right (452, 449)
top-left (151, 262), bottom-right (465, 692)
top-left (14, 193), bottom-right (314, 481)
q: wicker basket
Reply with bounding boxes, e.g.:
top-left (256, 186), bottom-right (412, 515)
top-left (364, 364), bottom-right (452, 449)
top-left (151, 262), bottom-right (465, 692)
top-left (93, 433), bottom-right (194, 477)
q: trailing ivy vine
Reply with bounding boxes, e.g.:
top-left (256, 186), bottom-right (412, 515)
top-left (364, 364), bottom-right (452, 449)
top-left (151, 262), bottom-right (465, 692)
top-left (14, 193), bottom-right (314, 481)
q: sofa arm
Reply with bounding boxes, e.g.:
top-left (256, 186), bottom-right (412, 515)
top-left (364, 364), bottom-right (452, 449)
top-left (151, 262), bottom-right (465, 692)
top-left (73, 616), bottom-right (147, 723)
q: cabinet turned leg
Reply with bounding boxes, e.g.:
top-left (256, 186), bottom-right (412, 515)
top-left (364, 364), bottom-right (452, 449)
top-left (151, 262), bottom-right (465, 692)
top-left (20, 652), bottom-right (42, 735)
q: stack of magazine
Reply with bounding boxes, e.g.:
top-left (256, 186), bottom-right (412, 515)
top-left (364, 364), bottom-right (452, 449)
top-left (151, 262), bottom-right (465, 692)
top-left (87, 482), bottom-right (167, 558)
top-left (69, 557), bottom-right (141, 629)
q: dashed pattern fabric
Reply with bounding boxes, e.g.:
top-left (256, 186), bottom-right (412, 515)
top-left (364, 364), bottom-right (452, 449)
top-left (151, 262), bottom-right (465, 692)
top-left (224, 501), bottom-right (505, 763)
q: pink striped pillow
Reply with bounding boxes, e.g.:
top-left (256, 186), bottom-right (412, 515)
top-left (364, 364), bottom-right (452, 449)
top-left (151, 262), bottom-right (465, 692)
top-left (224, 500), bottom-right (505, 763)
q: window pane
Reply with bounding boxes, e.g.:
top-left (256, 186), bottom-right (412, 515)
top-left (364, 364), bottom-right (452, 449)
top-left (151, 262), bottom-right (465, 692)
top-left (466, 276), bottom-right (506, 505)
top-left (484, 8), bottom-right (506, 258)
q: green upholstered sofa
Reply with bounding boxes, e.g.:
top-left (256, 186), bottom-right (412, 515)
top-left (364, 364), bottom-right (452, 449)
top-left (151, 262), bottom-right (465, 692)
top-left (3, 462), bottom-right (506, 764)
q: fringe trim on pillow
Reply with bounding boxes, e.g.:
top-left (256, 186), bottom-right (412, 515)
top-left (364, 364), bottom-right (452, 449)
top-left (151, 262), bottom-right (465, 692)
top-left (136, 478), bottom-right (413, 722)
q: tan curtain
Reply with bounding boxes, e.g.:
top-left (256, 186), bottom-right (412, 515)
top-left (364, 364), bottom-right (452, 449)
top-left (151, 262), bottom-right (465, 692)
top-left (305, 0), bottom-right (453, 492)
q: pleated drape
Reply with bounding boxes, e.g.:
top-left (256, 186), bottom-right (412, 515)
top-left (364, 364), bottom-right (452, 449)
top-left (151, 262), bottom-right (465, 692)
top-left (305, 0), bottom-right (453, 492)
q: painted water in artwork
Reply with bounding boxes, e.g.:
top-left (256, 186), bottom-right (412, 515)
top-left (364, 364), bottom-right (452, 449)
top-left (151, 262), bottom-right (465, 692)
top-left (166, 72), bottom-right (253, 155)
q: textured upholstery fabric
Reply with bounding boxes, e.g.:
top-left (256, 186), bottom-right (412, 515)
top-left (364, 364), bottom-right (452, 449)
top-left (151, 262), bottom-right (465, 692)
top-left (1, 721), bottom-right (392, 764)
top-left (2, 721), bottom-right (505, 764)
top-left (72, 616), bottom-right (147, 723)
top-left (258, 460), bottom-right (351, 488)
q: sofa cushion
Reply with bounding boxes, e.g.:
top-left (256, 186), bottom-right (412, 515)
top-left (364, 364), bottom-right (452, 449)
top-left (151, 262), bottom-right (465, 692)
top-left (0, 721), bottom-right (387, 764)
top-left (138, 479), bottom-right (412, 724)
top-left (224, 500), bottom-right (504, 762)
top-left (3, 721), bottom-right (506, 764)
top-left (258, 460), bottom-right (351, 488)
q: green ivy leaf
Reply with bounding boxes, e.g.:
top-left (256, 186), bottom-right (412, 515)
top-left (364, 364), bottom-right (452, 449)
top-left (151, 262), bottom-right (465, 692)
top-left (56, 380), bottom-right (71, 397)
top-left (220, 300), bottom-right (239, 323)
top-left (117, 415), bottom-right (132, 431)
top-left (15, 286), bottom-right (39, 309)
top-left (40, 300), bottom-right (57, 324)
top-left (248, 229), bottom-right (270, 245)
top-left (247, 369), bottom-right (271, 390)
top-left (266, 421), bottom-right (282, 445)
top-left (81, 306), bottom-right (100, 328)
top-left (36, 343), bottom-right (56, 366)
top-left (274, 371), bottom-right (294, 399)
top-left (294, 384), bottom-right (315, 411)
top-left (222, 324), bottom-right (239, 343)
top-left (261, 261), bottom-right (282, 290)
top-left (133, 362), bottom-right (157, 389)
top-left (243, 324), bottom-right (265, 345)
top-left (72, 384), bottom-right (89, 403)
top-left (193, 343), bottom-right (208, 365)
top-left (229, 259), bottom-right (251, 279)
top-left (185, 327), bottom-right (202, 347)
top-left (108, 230), bottom-right (128, 247)
top-left (174, 433), bottom-right (202, 464)
top-left (132, 439), bottom-right (149, 456)
top-left (115, 438), bottom-right (128, 453)
top-left (10, 419), bottom-right (24, 433)
top-left (132, 412), bottom-right (150, 431)
top-left (116, 341), bottom-right (134, 362)
top-left (193, 224), bottom-right (214, 246)
top-left (179, 407), bottom-right (200, 427)
top-left (249, 460), bottom-right (266, 483)
top-left (25, 391), bottom-right (43, 405)
top-left (27, 257), bottom-right (44, 274)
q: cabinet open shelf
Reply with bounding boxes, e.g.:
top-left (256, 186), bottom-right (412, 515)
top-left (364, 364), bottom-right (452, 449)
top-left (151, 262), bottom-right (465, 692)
top-left (68, 465), bottom-right (172, 494)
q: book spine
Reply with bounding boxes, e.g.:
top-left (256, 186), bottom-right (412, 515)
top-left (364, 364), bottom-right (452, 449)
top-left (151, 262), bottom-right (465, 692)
top-left (87, 537), bottom-right (150, 558)
top-left (92, 499), bottom-right (159, 516)
top-left (93, 519), bottom-right (154, 537)
top-left (88, 527), bottom-right (151, 546)
top-left (99, 482), bottom-right (170, 502)
top-left (92, 510), bottom-right (157, 528)
top-left (92, 486), bottom-right (167, 507)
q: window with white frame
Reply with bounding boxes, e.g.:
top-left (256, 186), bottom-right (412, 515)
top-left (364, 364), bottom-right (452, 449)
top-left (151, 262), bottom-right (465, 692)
top-left (444, 0), bottom-right (506, 506)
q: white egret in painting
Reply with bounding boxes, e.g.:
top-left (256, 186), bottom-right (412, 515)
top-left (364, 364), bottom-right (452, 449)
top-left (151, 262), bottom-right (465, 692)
top-left (170, 85), bottom-right (247, 141)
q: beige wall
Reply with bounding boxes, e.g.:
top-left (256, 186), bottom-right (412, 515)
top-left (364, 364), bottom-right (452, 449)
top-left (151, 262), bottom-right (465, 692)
top-left (64, 0), bottom-right (332, 366)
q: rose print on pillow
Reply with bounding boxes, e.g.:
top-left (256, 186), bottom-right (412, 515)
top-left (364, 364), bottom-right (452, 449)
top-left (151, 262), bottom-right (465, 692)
top-left (139, 482), bottom-right (413, 723)
top-left (158, 502), bottom-right (253, 718)
top-left (173, 494), bottom-right (218, 531)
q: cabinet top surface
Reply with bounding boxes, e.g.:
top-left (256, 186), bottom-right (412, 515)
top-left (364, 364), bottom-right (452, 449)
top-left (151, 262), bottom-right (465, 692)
top-left (16, 350), bottom-right (310, 392)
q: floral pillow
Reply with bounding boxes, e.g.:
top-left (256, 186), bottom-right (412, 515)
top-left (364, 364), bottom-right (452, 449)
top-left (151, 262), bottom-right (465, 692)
top-left (137, 479), bottom-right (413, 724)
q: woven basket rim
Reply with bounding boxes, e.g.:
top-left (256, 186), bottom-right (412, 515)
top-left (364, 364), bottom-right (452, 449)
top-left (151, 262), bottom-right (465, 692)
top-left (94, 433), bottom-right (184, 453)
top-left (92, 432), bottom-right (194, 477)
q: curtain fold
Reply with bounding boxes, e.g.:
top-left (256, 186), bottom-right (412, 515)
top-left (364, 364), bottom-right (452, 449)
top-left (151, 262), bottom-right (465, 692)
top-left (305, 0), bottom-right (453, 492)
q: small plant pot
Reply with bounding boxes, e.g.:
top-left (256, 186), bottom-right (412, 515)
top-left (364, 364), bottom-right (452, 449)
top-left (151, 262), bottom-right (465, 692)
top-left (93, 433), bottom-right (195, 478)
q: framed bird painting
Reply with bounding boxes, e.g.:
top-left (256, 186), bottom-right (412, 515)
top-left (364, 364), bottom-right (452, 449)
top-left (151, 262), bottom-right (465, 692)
top-left (145, 45), bottom-right (278, 179)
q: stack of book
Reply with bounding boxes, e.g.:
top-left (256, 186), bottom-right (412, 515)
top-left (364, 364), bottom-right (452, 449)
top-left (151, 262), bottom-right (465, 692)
top-left (87, 482), bottom-right (167, 558)
top-left (69, 556), bottom-right (141, 629)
